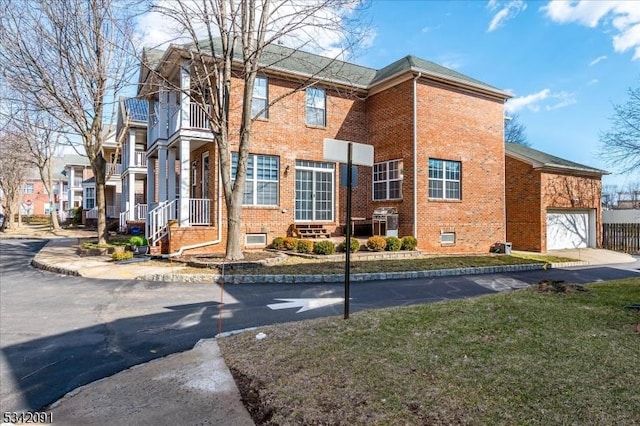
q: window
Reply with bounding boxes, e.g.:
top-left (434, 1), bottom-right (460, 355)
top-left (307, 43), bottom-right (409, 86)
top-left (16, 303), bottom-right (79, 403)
top-left (202, 152), bottom-right (209, 197)
top-left (191, 161), bottom-right (197, 198)
top-left (429, 159), bottom-right (461, 200)
top-left (252, 76), bottom-right (268, 119)
top-left (85, 187), bottom-right (95, 209)
top-left (24, 183), bottom-right (34, 194)
top-left (306, 87), bottom-right (326, 127)
top-left (441, 232), bottom-right (456, 244)
top-left (231, 153), bottom-right (279, 206)
top-left (245, 234), bottom-right (267, 246)
top-left (373, 159), bottom-right (403, 200)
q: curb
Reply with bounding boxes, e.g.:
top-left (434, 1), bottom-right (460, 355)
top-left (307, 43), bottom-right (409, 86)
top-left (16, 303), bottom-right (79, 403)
top-left (31, 258), bottom-right (81, 277)
top-left (140, 263), bottom-right (546, 284)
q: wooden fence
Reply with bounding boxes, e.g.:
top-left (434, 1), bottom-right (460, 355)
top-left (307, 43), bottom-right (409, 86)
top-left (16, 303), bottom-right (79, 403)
top-left (602, 223), bottom-right (640, 253)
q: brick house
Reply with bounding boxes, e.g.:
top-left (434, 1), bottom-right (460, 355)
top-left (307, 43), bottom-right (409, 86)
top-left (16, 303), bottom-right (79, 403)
top-left (505, 142), bottom-right (607, 252)
top-left (137, 42), bottom-right (511, 255)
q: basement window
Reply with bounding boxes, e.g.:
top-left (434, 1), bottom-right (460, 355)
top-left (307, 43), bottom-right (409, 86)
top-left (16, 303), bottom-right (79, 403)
top-left (245, 233), bottom-right (267, 246)
top-left (440, 232), bottom-right (456, 245)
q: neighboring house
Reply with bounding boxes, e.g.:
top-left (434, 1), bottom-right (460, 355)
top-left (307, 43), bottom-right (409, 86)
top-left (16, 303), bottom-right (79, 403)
top-left (505, 142), bottom-right (607, 252)
top-left (82, 127), bottom-right (123, 224)
top-left (137, 42), bottom-right (511, 255)
top-left (15, 161), bottom-right (68, 220)
top-left (117, 97), bottom-right (149, 232)
top-left (62, 154), bottom-right (92, 215)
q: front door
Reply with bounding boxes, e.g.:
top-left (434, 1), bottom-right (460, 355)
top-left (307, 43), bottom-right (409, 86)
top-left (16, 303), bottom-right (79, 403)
top-left (295, 160), bottom-right (334, 222)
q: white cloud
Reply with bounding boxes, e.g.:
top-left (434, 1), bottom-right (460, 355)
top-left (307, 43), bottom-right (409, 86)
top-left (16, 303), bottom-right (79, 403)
top-left (542, 0), bottom-right (640, 60)
top-left (505, 89), bottom-right (577, 113)
top-left (545, 91), bottom-right (577, 110)
top-left (588, 78), bottom-right (599, 85)
top-left (588, 55), bottom-right (607, 66)
top-left (487, 0), bottom-right (527, 32)
top-left (505, 89), bottom-right (550, 113)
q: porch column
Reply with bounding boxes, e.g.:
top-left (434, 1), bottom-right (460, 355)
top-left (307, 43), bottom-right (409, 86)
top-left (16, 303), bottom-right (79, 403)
top-left (147, 158), bottom-right (156, 210)
top-left (58, 180), bottom-right (64, 218)
top-left (168, 148), bottom-right (176, 201)
top-left (67, 167), bottom-right (74, 208)
top-left (158, 84), bottom-right (169, 139)
top-left (180, 60), bottom-right (190, 129)
top-left (127, 173), bottom-right (136, 220)
top-left (179, 139), bottom-right (190, 226)
top-left (128, 129), bottom-right (136, 168)
top-left (158, 144), bottom-right (168, 203)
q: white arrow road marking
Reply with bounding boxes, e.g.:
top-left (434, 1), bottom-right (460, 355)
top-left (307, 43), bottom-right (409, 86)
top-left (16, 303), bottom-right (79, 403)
top-left (267, 298), bottom-right (345, 313)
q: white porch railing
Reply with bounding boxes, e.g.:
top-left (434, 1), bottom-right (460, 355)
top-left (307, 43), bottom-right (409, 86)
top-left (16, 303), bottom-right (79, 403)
top-left (148, 200), bottom-right (177, 246)
top-left (189, 198), bottom-right (211, 225)
top-left (106, 162), bottom-right (122, 177)
top-left (86, 205), bottom-right (119, 219)
top-left (118, 204), bottom-right (148, 232)
top-left (148, 122), bottom-right (159, 148)
top-left (189, 103), bottom-right (211, 130)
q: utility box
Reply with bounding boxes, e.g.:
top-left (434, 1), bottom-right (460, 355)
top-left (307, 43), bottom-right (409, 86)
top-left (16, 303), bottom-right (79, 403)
top-left (372, 207), bottom-right (399, 237)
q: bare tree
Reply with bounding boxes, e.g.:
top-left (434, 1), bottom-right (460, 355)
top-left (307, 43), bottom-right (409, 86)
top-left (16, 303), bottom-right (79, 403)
top-left (601, 184), bottom-right (618, 209)
top-left (600, 83), bottom-right (640, 174)
top-left (504, 113), bottom-right (529, 146)
top-left (0, 0), bottom-right (139, 243)
top-left (0, 132), bottom-right (30, 229)
top-left (150, 0), bottom-right (369, 260)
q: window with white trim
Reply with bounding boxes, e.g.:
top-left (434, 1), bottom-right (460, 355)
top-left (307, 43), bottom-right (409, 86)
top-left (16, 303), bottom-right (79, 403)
top-left (428, 159), bottom-right (461, 200)
top-left (252, 76), bottom-right (268, 119)
top-left (85, 187), bottom-right (95, 209)
top-left (306, 87), bottom-right (326, 127)
top-left (373, 159), bottom-right (403, 200)
top-left (441, 232), bottom-right (455, 244)
top-left (24, 183), bottom-right (34, 194)
top-left (245, 233), bottom-right (267, 246)
top-left (231, 153), bottom-right (279, 206)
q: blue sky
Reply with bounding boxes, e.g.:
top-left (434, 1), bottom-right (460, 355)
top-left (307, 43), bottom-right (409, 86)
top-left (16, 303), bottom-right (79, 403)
top-left (353, 0), bottom-right (640, 188)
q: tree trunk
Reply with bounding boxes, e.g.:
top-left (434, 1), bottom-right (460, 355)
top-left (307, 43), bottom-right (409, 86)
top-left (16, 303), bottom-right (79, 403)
top-left (225, 195), bottom-right (244, 260)
top-left (96, 180), bottom-right (107, 244)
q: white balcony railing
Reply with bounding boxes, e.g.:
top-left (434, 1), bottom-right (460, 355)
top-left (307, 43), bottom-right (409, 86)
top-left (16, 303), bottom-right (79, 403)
top-left (106, 163), bottom-right (122, 177)
top-left (119, 203), bottom-right (148, 232)
top-left (134, 151), bottom-right (147, 167)
top-left (189, 103), bottom-right (211, 130)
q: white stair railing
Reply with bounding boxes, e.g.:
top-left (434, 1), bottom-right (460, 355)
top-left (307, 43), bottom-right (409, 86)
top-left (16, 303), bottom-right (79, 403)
top-left (134, 204), bottom-right (148, 220)
top-left (119, 210), bottom-right (128, 232)
top-left (147, 200), bottom-right (177, 246)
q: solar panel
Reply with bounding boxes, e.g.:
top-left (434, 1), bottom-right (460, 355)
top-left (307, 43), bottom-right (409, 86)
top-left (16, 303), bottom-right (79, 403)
top-left (125, 98), bottom-right (148, 122)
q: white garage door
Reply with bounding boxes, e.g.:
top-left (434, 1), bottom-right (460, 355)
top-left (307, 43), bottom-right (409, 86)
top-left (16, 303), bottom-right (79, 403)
top-left (546, 211), bottom-right (589, 250)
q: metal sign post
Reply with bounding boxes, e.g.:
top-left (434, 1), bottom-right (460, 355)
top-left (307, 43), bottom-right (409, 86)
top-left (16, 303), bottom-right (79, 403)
top-left (323, 138), bottom-right (374, 320)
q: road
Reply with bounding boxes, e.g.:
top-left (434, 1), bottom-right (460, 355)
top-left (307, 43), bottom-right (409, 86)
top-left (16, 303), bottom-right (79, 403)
top-left (1, 239), bottom-right (638, 411)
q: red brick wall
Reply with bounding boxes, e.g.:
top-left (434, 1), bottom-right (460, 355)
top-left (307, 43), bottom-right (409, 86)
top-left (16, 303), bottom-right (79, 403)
top-left (415, 80), bottom-right (506, 253)
top-left (505, 156), bottom-right (542, 251)
top-left (506, 155), bottom-right (602, 252)
top-left (540, 171), bottom-right (602, 251)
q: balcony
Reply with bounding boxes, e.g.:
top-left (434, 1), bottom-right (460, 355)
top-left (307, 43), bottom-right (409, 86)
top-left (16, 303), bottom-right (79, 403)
top-left (148, 101), bottom-right (212, 149)
top-left (106, 163), bottom-right (122, 179)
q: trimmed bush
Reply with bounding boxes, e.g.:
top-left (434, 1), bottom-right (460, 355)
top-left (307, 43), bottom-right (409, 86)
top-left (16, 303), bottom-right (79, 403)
top-left (296, 239), bottom-right (314, 254)
top-left (112, 250), bottom-right (134, 261)
top-left (313, 240), bottom-right (336, 255)
top-left (339, 237), bottom-right (360, 253)
top-left (129, 235), bottom-right (148, 247)
top-left (283, 237), bottom-right (298, 251)
top-left (272, 237), bottom-right (286, 250)
top-left (401, 236), bottom-right (418, 251)
top-left (366, 236), bottom-right (387, 252)
top-left (385, 236), bottom-right (401, 251)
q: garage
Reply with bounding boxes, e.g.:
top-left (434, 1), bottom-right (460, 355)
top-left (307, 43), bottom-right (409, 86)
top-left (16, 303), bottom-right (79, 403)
top-left (546, 210), bottom-right (594, 250)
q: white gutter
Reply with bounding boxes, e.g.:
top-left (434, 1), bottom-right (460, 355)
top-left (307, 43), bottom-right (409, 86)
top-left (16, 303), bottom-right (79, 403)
top-left (167, 147), bottom-right (223, 257)
top-left (412, 72), bottom-right (422, 238)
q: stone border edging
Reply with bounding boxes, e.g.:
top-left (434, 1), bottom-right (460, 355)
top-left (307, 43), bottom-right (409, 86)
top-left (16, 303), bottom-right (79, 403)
top-left (31, 258), bottom-right (81, 276)
top-left (139, 262), bottom-right (546, 284)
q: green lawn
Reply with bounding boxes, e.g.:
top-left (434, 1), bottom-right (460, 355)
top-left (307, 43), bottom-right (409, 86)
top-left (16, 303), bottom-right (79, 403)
top-left (219, 278), bottom-right (640, 425)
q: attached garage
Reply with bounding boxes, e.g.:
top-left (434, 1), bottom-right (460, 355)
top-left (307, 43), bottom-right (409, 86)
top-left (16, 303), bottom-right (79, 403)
top-left (546, 210), bottom-right (596, 250)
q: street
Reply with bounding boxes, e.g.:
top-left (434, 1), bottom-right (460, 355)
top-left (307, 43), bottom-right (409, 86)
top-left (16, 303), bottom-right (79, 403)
top-left (1, 239), bottom-right (638, 412)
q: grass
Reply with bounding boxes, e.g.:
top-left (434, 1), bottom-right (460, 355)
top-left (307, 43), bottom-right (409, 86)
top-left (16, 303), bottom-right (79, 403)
top-left (218, 278), bottom-right (640, 425)
top-left (511, 252), bottom-right (579, 263)
top-left (178, 254), bottom-right (556, 276)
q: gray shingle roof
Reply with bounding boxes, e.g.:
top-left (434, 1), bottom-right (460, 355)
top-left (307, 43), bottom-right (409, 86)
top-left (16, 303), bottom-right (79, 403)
top-left (505, 142), bottom-right (608, 175)
top-left (178, 39), bottom-right (507, 95)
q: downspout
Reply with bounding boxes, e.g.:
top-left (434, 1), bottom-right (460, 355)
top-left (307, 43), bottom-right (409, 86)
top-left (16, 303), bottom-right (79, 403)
top-left (412, 72), bottom-right (422, 238)
top-left (167, 147), bottom-right (223, 257)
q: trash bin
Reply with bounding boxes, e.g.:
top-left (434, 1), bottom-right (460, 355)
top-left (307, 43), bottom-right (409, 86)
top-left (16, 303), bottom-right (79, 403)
top-left (504, 242), bottom-right (512, 255)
